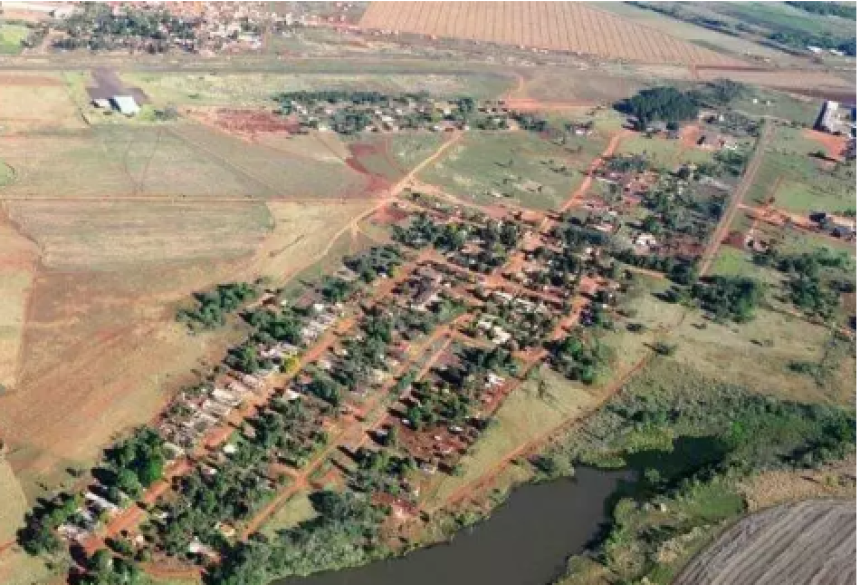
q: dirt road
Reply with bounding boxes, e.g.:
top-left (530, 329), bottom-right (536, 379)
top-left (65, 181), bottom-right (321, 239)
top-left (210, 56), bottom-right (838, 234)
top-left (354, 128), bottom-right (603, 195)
top-left (698, 122), bottom-right (772, 277)
top-left (558, 130), bottom-right (631, 213)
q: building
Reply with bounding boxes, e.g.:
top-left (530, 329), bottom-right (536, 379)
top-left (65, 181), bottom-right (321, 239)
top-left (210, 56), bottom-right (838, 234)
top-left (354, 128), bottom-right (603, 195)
top-left (110, 96), bottom-right (141, 117)
top-left (816, 101), bottom-right (841, 134)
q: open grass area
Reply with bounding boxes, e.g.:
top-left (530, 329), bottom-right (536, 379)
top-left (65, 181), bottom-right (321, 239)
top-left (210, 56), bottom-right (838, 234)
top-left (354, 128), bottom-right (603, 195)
top-left (745, 127), bottom-right (855, 214)
top-left (419, 131), bottom-right (602, 210)
top-left (0, 459), bottom-right (28, 543)
top-left (390, 132), bottom-right (449, 171)
top-left (0, 24), bottom-right (29, 55)
top-left (664, 306), bottom-right (855, 406)
top-left (260, 493), bottom-right (318, 538)
top-left (6, 200), bottom-right (273, 271)
top-left (0, 124), bottom-right (369, 200)
top-left (522, 68), bottom-right (650, 104)
top-left (0, 548), bottom-right (53, 585)
top-left (729, 88), bottom-right (821, 126)
top-left (121, 72), bottom-right (511, 108)
top-left (618, 134), bottom-right (715, 170)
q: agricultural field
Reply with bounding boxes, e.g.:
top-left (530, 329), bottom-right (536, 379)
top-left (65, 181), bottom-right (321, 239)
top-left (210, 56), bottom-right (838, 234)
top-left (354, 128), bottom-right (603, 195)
top-left (676, 500), bottom-right (855, 585)
top-left (418, 131), bottom-right (605, 210)
top-left (0, 124), bottom-right (371, 200)
top-left (5, 201), bottom-right (273, 270)
top-left (0, 73), bottom-right (87, 134)
top-left (358, 2), bottom-right (743, 66)
top-left (120, 71), bottom-right (512, 107)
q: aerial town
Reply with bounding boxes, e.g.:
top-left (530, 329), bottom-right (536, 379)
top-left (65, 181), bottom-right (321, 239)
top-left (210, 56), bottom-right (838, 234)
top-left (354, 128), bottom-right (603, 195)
top-left (0, 2), bottom-right (855, 585)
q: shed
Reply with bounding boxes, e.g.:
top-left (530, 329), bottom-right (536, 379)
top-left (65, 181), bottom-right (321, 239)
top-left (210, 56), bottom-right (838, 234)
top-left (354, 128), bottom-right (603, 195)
top-left (110, 95), bottom-right (140, 116)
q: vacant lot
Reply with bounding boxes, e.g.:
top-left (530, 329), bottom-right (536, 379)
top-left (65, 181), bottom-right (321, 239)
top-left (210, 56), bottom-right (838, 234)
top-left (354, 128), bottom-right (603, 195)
top-left (676, 500), bottom-right (855, 585)
top-left (419, 131), bottom-right (602, 210)
top-left (520, 69), bottom-right (650, 104)
top-left (121, 72), bottom-right (511, 107)
top-left (618, 134), bottom-right (716, 170)
top-left (0, 124), bottom-right (370, 200)
top-left (663, 305), bottom-right (855, 405)
top-left (6, 201), bottom-right (273, 270)
top-left (359, 2), bottom-right (742, 66)
top-left (260, 493), bottom-right (317, 538)
top-left (745, 127), bottom-right (855, 214)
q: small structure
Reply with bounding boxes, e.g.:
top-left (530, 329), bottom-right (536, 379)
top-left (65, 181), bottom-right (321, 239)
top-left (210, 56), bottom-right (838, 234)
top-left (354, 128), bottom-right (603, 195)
top-left (110, 96), bottom-right (141, 117)
top-left (816, 101), bottom-right (841, 134)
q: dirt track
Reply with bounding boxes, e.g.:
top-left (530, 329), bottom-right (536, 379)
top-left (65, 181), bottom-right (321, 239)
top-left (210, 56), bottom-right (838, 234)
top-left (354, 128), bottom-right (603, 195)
top-left (676, 499), bottom-right (855, 585)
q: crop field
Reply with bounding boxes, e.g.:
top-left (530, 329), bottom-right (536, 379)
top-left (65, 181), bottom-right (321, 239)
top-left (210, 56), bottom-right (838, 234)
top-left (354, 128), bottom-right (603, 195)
top-left (5, 201), bottom-right (273, 271)
top-left (0, 124), bottom-right (370, 200)
top-left (418, 131), bottom-right (604, 210)
top-left (676, 500), bottom-right (855, 585)
top-left (120, 71), bottom-right (512, 107)
top-left (0, 74), bottom-right (87, 134)
top-left (359, 2), bottom-right (743, 66)
top-left (590, 2), bottom-right (792, 64)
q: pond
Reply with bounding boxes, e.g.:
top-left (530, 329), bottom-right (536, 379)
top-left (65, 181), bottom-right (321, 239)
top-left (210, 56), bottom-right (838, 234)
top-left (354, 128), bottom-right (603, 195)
top-left (276, 467), bottom-right (631, 585)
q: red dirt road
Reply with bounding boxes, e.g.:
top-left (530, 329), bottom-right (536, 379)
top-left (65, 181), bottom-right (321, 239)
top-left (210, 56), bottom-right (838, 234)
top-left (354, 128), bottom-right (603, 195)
top-left (558, 130), bottom-right (631, 213)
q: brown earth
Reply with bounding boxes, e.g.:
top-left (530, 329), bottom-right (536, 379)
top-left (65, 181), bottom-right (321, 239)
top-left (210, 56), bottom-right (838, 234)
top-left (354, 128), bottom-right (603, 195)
top-left (803, 129), bottom-right (849, 160)
top-left (675, 499), bottom-right (856, 585)
top-left (0, 74), bottom-right (63, 87)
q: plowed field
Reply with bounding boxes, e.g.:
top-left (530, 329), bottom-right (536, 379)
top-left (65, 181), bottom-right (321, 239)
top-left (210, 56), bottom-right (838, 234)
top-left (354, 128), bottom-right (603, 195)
top-left (359, 2), bottom-right (742, 66)
top-left (676, 500), bottom-right (855, 585)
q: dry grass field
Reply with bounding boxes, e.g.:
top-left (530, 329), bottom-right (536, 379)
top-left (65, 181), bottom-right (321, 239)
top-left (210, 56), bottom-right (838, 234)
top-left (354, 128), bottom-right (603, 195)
top-left (359, 2), bottom-right (743, 66)
top-left (0, 74), bottom-right (87, 134)
top-left (676, 500), bottom-right (855, 585)
top-left (5, 201), bottom-right (272, 270)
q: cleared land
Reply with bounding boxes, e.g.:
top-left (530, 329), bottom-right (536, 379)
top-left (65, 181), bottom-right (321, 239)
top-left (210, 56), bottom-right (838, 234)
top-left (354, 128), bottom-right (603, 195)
top-left (6, 201), bottom-right (272, 270)
top-left (418, 131), bottom-right (606, 210)
top-left (0, 73), bottom-right (87, 134)
top-left (120, 72), bottom-right (512, 107)
top-left (359, 2), bottom-right (743, 66)
top-left (0, 125), bottom-right (370, 200)
top-left (676, 500), bottom-right (856, 585)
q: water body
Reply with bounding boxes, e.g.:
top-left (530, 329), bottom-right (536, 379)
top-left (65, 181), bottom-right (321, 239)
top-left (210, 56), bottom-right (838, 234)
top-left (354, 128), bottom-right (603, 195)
top-left (277, 467), bottom-right (631, 585)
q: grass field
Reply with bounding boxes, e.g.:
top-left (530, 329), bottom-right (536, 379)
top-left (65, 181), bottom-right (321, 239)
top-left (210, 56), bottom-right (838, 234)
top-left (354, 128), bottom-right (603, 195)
top-left (662, 305), bottom-right (855, 405)
top-left (618, 134), bottom-right (716, 170)
top-left (6, 201), bottom-right (273, 270)
top-left (521, 69), bottom-right (650, 104)
top-left (419, 131), bottom-right (601, 210)
top-left (121, 72), bottom-right (512, 107)
top-left (390, 133), bottom-right (449, 171)
top-left (0, 124), bottom-right (369, 200)
top-left (0, 459), bottom-right (28, 543)
top-left (0, 24), bottom-right (28, 55)
top-left (260, 493), bottom-right (317, 538)
top-left (745, 127), bottom-right (855, 214)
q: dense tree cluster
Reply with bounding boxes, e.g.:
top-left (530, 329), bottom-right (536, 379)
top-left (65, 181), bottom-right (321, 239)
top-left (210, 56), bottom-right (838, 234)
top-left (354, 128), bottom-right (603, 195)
top-left (787, 1), bottom-right (856, 19)
top-left (615, 87), bottom-right (700, 131)
top-left (548, 331), bottom-right (614, 384)
top-left (691, 276), bottom-right (764, 322)
top-left (177, 282), bottom-right (260, 330)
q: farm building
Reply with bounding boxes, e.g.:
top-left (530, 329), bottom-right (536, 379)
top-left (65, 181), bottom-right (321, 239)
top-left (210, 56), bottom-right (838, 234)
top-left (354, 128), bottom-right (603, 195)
top-left (110, 96), bottom-right (141, 116)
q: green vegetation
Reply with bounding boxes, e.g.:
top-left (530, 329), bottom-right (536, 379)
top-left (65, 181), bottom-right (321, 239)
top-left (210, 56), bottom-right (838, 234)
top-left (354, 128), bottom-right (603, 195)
top-left (614, 87), bottom-right (700, 131)
top-left (176, 282), bottom-right (261, 330)
top-left (786, 1), bottom-right (856, 19)
top-left (550, 360), bottom-right (855, 584)
top-left (690, 275), bottom-right (764, 322)
top-left (0, 23), bottom-right (30, 54)
top-left (548, 331), bottom-right (614, 384)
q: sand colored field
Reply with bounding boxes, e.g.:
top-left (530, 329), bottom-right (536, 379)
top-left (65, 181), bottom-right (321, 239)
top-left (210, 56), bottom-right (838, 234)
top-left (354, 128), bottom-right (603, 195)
top-left (0, 73), bottom-right (87, 133)
top-left (359, 2), bottom-right (742, 66)
top-left (676, 500), bottom-right (855, 585)
top-left (0, 458), bottom-right (28, 543)
top-left (0, 214), bottom-right (39, 389)
top-left (6, 200), bottom-right (272, 270)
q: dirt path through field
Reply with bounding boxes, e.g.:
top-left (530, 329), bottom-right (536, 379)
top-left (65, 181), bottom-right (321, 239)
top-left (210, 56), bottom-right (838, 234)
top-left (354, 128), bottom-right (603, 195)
top-left (699, 121), bottom-right (772, 277)
top-left (558, 129), bottom-right (631, 213)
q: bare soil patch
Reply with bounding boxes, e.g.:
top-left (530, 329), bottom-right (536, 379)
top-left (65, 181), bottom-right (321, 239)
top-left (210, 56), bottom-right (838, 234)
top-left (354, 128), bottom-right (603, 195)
top-left (803, 129), bottom-right (849, 160)
top-left (0, 74), bottom-right (62, 87)
top-left (676, 499), bottom-right (855, 585)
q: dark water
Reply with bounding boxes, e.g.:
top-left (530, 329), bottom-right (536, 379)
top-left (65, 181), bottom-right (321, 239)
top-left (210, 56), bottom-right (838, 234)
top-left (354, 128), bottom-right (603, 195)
top-left (276, 467), bottom-right (631, 585)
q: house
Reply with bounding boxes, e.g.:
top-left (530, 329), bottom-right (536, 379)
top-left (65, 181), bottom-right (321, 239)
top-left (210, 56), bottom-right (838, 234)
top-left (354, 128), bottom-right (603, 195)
top-left (634, 233), bottom-right (658, 248)
top-left (110, 96), bottom-right (141, 117)
top-left (816, 101), bottom-right (841, 134)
